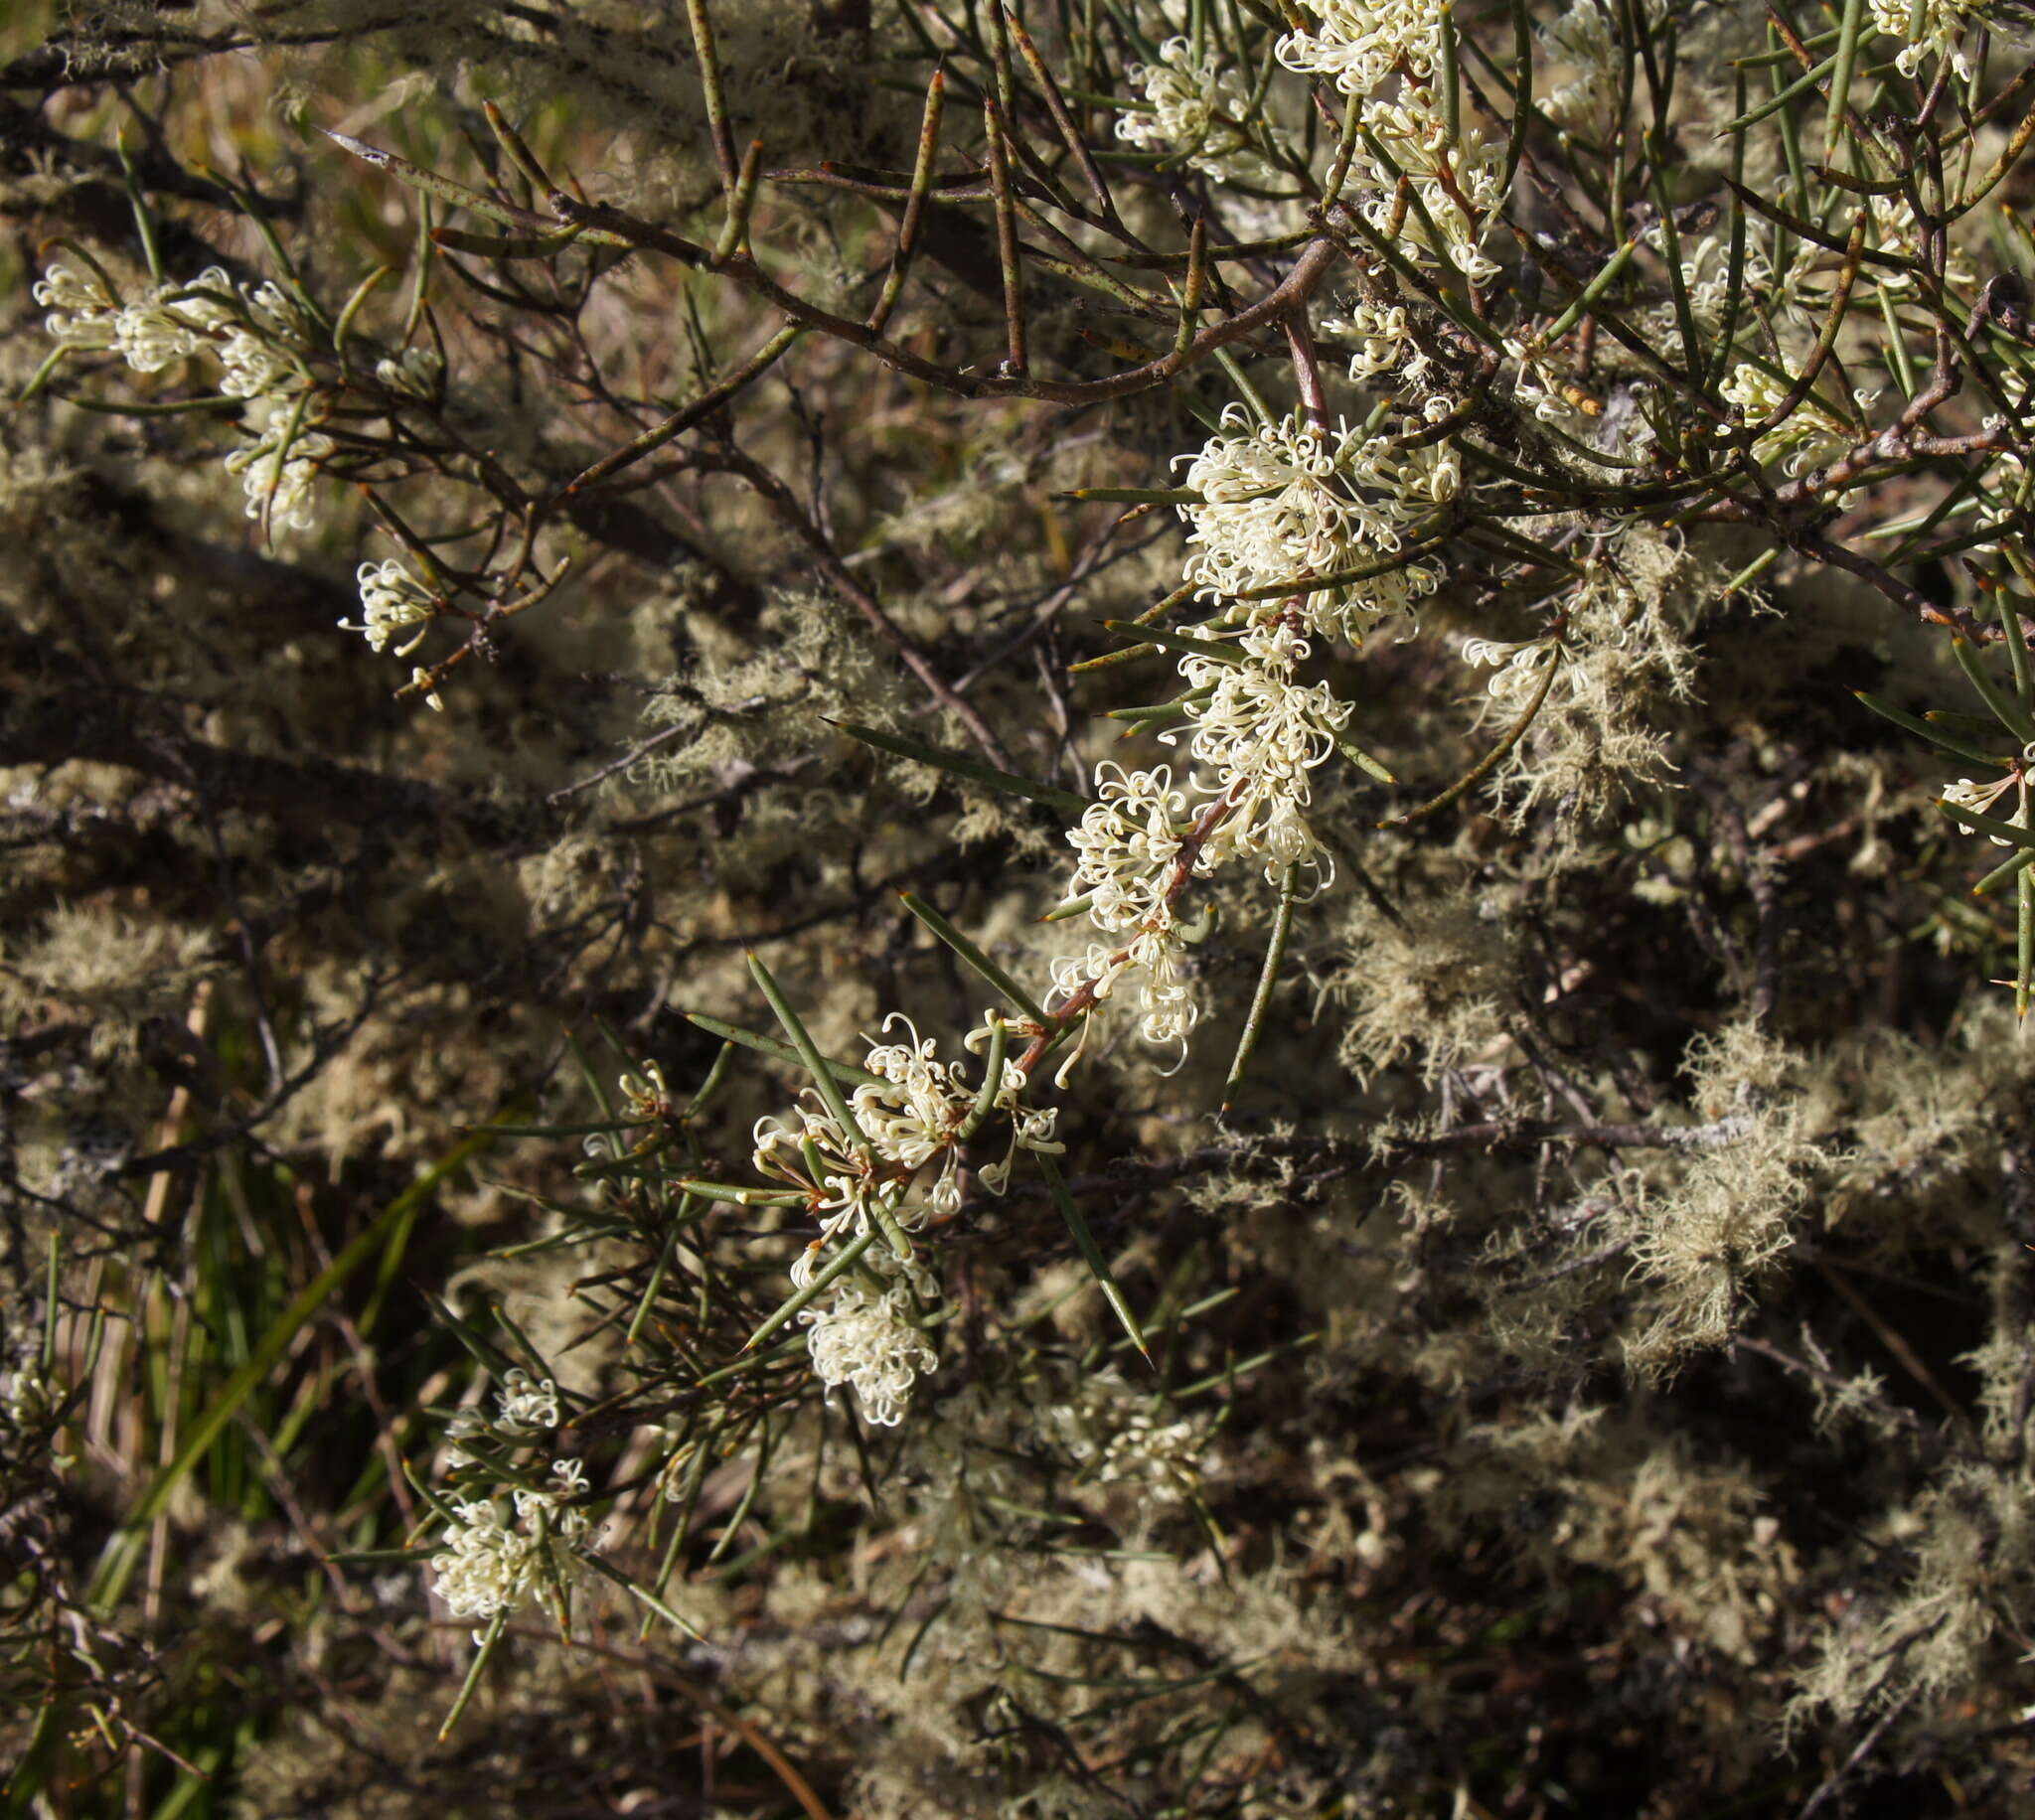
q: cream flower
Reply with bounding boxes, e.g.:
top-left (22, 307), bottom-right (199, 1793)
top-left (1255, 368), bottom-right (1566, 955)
top-left (113, 268), bottom-right (235, 374)
top-left (376, 346), bottom-right (445, 400)
top-left (1352, 101), bottom-right (1507, 287)
top-left (1178, 406), bottom-right (1365, 600)
top-left (1869, 0), bottom-right (1978, 78)
top-left (33, 259), bottom-right (121, 351)
top-left (1943, 773), bottom-right (2024, 847)
top-left (1064, 763), bottom-right (1190, 933)
top-left (801, 1248), bottom-right (940, 1427)
top-left (494, 1368), bottom-right (560, 1437)
top-left (1463, 635), bottom-right (1553, 695)
top-left (1719, 362), bottom-right (1857, 477)
top-left (1278, 0), bottom-right (1445, 97)
top-left (225, 396), bottom-right (334, 531)
top-left (1541, 0), bottom-right (1620, 132)
top-left (1324, 300), bottom-right (1432, 390)
top-left (428, 1458), bottom-right (593, 1642)
top-left (1117, 37), bottom-right (1272, 185)
top-left (342, 557), bottom-right (439, 657)
top-left (1171, 618), bottom-right (1350, 887)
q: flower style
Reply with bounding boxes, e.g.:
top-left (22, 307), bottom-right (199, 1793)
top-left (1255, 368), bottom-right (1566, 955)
top-left (801, 1247), bottom-right (941, 1427)
top-left (342, 557), bottom-right (440, 656)
top-left (1278, 0), bottom-right (1445, 98)
top-left (429, 1458), bottom-right (594, 1641)
top-left (1117, 37), bottom-right (1271, 184)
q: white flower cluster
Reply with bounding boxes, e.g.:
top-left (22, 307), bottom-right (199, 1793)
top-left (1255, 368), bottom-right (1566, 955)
top-left (749, 1014), bottom-right (1060, 1425)
top-left (1719, 361), bottom-right (1858, 478)
top-left (1323, 299), bottom-right (1432, 390)
top-left (1278, 0), bottom-right (1444, 98)
top-left (1540, 0), bottom-right (1620, 133)
top-left (224, 397), bottom-right (336, 531)
top-left (1056, 763), bottom-right (1201, 1050)
top-left (1176, 403), bottom-right (1453, 636)
top-left (801, 1246), bottom-right (942, 1427)
top-left (1943, 770), bottom-right (2029, 847)
top-left (375, 346), bottom-right (444, 402)
top-left (1091, 1406), bottom-right (1203, 1501)
top-left (1066, 762), bottom-right (1189, 936)
top-left (1869, 0), bottom-right (1979, 78)
top-left (36, 258), bottom-right (320, 395)
top-left (35, 257), bottom-right (333, 537)
top-left (1117, 37), bottom-right (1271, 186)
top-left (35, 259), bottom-right (232, 369)
top-left (1169, 617), bottom-right (1352, 885)
top-left (342, 556), bottom-right (440, 656)
top-left (3, 1363), bottom-right (55, 1431)
top-left (1046, 385), bottom-right (1467, 1064)
top-left (494, 1368), bottom-right (562, 1437)
top-left (1051, 1372), bottom-right (1206, 1502)
top-left (1278, 0), bottom-right (1506, 283)
top-left (754, 1013), bottom-right (1060, 1253)
top-left (1462, 634), bottom-right (1553, 695)
top-left (1178, 407), bottom-right (1356, 603)
top-left (429, 1458), bottom-right (593, 1641)
top-left (1640, 233), bottom-right (1768, 345)
top-left (1353, 102), bottom-right (1506, 288)
top-left (218, 281), bottom-right (315, 399)
top-left (1047, 620), bottom-right (1355, 1058)
top-left (442, 1366), bottom-right (565, 1469)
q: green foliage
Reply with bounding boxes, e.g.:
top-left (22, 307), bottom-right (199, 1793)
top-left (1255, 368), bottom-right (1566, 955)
top-left (8, 0), bottom-right (2035, 1812)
